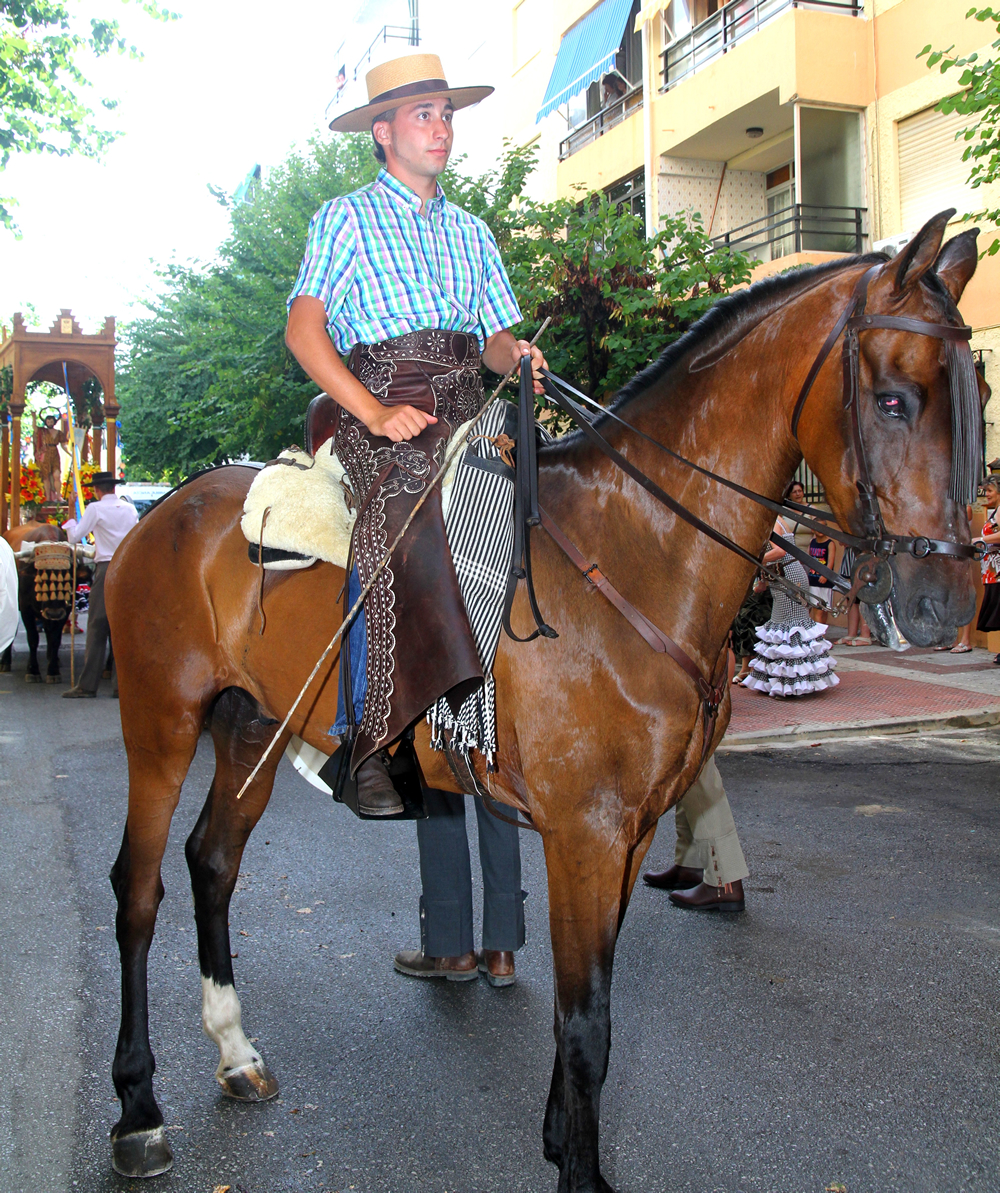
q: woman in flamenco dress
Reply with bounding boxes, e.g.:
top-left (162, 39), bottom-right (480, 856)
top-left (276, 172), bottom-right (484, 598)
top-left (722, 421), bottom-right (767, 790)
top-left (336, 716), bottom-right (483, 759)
top-left (745, 514), bottom-right (839, 698)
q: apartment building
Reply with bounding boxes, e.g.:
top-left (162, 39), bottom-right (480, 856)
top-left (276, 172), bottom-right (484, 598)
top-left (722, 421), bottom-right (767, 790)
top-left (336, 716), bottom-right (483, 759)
top-left (505, 0), bottom-right (1000, 452)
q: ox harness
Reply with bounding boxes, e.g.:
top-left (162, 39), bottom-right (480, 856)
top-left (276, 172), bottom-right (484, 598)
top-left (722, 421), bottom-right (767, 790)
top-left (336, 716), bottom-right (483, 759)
top-left (504, 262), bottom-right (983, 775)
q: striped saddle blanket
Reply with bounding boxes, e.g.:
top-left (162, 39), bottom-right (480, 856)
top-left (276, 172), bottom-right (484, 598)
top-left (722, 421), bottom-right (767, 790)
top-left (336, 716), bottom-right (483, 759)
top-left (241, 400), bottom-right (516, 764)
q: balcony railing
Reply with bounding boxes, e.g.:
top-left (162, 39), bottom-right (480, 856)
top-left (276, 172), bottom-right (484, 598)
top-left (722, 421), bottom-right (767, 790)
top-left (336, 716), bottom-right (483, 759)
top-left (661, 0), bottom-right (861, 90)
top-left (711, 203), bottom-right (868, 259)
top-left (559, 84), bottom-right (644, 161)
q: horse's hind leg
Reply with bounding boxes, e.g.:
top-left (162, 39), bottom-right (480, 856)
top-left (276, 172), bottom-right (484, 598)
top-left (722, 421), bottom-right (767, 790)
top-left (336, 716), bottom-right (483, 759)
top-left (186, 688), bottom-right (284, 1102)
top-left (542, 820), bottom-right (657, 1193)
top-left (110, 720), bottom-right (201, 1178)
top-left (0, 643), bottom-right (10, 672)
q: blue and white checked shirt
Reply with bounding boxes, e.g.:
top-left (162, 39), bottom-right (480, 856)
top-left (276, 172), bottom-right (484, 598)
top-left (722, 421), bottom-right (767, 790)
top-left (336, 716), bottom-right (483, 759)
top-left (288, 169), bottom-right (523, 353)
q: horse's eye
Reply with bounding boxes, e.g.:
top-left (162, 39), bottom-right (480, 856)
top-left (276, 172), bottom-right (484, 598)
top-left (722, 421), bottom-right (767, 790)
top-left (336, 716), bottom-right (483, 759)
top-left (876, 393), bottom-right (905, 419)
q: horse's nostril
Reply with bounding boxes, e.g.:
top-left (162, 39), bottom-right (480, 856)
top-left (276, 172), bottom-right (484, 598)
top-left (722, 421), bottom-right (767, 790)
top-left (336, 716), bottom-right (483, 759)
top-left (913, 595), bottom-right (943, 628)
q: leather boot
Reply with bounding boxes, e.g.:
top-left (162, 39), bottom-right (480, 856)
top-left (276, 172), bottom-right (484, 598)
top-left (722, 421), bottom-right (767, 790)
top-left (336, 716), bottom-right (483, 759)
top-left (477, 949), bottom-right (516, 988)
top-left (642, 864), bottom-right (703, 891)
top-left (355, 751), bottom-right (403, 816)
top-left (668, 879), bottom-right (745, 912)
top-left (393, 949), bottom-right (479, 981)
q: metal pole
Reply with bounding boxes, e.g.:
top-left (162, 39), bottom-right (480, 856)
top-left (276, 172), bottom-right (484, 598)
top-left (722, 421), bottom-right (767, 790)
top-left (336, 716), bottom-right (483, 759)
top-left (0, 419), bottom-right (8, 534)
top-left (70, 545), bottom-right (76, 688)
top-left (10, 412), bottom-right (21, 528)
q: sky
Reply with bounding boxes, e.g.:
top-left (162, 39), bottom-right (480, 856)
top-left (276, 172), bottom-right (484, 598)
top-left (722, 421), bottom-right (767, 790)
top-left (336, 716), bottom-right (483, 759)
top-left (0, 0), bottom-right (508, 335)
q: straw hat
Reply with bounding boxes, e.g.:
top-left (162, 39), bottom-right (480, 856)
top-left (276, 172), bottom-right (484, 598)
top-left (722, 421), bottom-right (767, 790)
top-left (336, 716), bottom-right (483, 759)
top-left (328, 53), bottom-right (493, 133)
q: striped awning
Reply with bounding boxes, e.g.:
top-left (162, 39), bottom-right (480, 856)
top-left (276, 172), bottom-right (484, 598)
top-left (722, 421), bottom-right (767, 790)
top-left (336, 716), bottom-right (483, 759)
top-left (535, 0), bottom-right (634, 122)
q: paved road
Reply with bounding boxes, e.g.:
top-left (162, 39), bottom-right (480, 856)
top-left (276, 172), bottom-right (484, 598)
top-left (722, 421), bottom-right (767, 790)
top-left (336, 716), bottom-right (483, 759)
top-left (2, 637), bottom-right (1000, 1193)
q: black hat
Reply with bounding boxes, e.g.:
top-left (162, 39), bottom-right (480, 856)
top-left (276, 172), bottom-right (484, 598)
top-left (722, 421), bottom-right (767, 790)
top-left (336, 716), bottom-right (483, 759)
top-left (92, 472), bottom-right (116, 487)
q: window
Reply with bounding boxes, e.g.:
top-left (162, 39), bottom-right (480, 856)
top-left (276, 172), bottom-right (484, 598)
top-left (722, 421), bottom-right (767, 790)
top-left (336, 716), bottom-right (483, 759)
top-left (608, 169), bottom-right (646, 225)
top-left (765, 162), bottom-right (794, 259)
top-left (897, 103), bottom-right (978, 231)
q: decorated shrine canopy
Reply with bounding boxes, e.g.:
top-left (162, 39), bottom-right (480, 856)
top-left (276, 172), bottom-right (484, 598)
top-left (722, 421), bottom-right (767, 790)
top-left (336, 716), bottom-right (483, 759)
top-left (0, 309), bottom-right (117, 529)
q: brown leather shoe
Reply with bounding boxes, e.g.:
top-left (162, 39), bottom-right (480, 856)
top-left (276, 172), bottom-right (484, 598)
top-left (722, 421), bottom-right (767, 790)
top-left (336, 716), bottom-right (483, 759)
top-left (393, 948), bottom-right (479, 981)
top-left (477, 949), bottom-right (516, 988)
top-left (642, 864), bottom-right (703, 890)
top-left (668, 879), bottom-right (745, 912)
top-left (355, 751), bottom-right (403, 816)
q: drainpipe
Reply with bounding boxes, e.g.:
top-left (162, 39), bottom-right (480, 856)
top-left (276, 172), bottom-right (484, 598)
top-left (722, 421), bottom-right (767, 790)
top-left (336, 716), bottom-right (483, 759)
top-left (641, 17), bottom-right (655, 238)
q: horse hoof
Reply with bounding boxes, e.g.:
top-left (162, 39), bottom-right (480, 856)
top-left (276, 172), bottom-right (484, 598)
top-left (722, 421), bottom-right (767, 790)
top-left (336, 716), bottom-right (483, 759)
top-left (24, 673), bottom-right (41, 684)
top-left (110, 1125), bottom-right (173, 1178)
top-left (45, 674), bottom-right (61, 685)
top-left (217, 1060), bottom-right (279, 1101)
top-left (0, 662), bottom-right (10, 672)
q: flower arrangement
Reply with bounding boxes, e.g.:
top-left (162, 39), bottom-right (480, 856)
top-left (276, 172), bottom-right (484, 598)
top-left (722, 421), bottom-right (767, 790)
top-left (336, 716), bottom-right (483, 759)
top-left (62, 461), bottom-right (99, 506)
top-left (17, 460), bottom-right (45, 506)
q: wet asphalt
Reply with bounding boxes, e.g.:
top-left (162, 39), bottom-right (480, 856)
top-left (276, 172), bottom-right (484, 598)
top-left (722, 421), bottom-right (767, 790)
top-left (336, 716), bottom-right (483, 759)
top-left (2, 635), bottom-right (1000, 1193)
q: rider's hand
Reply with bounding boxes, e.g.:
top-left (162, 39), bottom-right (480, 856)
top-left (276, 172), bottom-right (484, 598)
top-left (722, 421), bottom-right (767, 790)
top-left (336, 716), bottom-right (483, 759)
top-left (511, 340), bottom-right (548, 396)
top-left (367, 404), bottom-right (437, 442)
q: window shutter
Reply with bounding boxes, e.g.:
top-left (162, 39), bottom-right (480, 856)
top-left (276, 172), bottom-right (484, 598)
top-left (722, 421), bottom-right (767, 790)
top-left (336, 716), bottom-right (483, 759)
top-left (897, 104), bottom-right (978, 232)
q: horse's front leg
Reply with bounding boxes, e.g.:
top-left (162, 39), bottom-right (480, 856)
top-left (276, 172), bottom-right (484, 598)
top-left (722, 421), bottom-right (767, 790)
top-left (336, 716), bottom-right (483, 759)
top-left (541, 819), bottom-right (657, 1193)
top-left (185, 688), bottom-right (283, 1102)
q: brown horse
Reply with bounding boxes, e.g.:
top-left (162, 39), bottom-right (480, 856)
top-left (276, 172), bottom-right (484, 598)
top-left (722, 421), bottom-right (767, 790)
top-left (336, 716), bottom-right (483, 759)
top-left (105, 213), bottom-right (983, 1188)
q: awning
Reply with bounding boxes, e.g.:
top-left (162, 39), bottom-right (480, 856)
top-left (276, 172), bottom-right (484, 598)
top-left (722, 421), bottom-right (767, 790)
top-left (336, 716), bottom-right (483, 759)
top-left (535, 0), bottom-right (634, 123)
top-left (634, 0), bottom-right (666, 31)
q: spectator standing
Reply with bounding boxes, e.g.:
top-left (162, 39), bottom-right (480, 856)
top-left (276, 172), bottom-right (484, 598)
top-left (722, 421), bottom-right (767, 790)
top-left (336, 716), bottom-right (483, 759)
top-left (745, 515), bottom-right (839, 697)
top-left (806, 529), bottom-right (834, 626)
top-left (0, 536), bottom-right (18, 652)
top-left (61, 473), bottom-right (138, 698)
top-left (974, 475), bottom-right (1000, 663)
top-left (838, 547), bottom-right (874, 646)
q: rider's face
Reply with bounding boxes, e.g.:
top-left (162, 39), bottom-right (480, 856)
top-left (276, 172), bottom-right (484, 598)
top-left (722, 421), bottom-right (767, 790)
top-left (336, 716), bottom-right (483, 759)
top-left (380, 98), bottom-right (454, 180)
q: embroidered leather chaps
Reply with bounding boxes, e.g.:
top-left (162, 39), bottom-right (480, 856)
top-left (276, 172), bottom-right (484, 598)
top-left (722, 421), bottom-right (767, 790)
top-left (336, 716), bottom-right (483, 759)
top-left (336, 329), bottom-right (485, 773)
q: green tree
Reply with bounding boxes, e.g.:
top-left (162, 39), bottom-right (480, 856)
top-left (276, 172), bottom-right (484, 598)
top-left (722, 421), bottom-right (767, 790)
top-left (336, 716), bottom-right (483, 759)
top-left (920, 6), bottom-right (1000, 253)
top-left (118, 137), bottom-right (752, 479)
top-left (1, 0), bottom-right (173, 230)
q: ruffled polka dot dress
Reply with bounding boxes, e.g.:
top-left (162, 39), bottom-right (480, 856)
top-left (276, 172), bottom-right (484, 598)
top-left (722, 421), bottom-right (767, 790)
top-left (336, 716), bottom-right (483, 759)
top-left (745, 531), bottom-right (839, 698)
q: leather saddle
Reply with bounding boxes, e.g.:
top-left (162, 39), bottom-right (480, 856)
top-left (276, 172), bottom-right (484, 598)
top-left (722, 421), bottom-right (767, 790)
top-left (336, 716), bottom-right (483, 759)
top-left (305, 393), bottom-right (339, 457)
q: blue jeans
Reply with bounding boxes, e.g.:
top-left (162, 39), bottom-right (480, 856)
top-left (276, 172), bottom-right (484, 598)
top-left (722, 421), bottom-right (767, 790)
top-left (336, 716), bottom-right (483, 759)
top-left (331, 566), bottom-right (368, 737)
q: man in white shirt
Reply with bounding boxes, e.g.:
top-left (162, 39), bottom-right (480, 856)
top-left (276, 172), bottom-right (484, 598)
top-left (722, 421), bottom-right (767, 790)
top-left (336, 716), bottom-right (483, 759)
top-left (62, 472), bottom-right (138, 698)
top-left (0, 536), bottom-right (19, 653)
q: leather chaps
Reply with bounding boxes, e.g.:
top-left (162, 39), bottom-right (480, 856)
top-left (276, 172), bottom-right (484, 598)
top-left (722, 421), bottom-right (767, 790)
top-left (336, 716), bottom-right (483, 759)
top-left (336, 329), bottom-right (485, 772)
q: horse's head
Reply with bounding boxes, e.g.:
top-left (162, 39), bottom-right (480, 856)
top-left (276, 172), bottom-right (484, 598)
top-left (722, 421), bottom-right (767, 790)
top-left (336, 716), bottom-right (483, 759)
top-left (808, 212), bottom-right (987, 647)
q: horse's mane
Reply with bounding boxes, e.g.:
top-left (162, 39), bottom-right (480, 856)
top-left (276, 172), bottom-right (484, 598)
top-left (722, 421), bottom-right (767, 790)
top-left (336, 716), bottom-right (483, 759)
top-left (607, 251), bottom-right (890, 413)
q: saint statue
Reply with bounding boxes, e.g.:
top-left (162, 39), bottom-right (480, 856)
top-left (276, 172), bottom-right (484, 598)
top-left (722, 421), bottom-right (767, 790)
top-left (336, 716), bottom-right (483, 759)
top-left (34, 413), bottom-right (68, 504)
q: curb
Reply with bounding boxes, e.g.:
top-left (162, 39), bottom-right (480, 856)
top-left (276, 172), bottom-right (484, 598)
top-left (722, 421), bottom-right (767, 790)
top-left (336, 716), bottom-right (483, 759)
top-left (718, 705), bottom-right (1000, 750)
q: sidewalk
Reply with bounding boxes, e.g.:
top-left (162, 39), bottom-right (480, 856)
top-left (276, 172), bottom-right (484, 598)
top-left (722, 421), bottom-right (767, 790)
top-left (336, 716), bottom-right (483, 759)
top-left (722, 639), bottom-right (1000, 749)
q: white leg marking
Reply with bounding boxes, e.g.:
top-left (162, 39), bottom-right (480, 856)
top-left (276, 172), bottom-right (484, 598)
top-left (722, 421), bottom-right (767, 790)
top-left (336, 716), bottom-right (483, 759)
top-left (201, 978), bottom-right (262, 1078)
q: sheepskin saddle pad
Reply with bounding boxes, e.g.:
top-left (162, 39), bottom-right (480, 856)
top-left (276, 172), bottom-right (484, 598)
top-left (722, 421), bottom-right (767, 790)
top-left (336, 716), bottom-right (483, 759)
top-left (241, 414), bottom-right (494, 571)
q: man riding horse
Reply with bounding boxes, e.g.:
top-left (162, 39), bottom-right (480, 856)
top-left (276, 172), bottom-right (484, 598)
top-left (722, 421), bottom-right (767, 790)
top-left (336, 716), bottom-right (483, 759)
top-left (284, 52), bottom-right (547, 815)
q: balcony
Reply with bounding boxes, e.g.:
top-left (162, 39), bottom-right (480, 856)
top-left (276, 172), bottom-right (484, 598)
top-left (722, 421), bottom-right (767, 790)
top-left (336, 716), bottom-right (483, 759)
top-left (661, 0), bottom-right (861, 91)
top-left (711, 203), bottom-right (868, 261)
top-left (560, 84), bottom-right (644, 160)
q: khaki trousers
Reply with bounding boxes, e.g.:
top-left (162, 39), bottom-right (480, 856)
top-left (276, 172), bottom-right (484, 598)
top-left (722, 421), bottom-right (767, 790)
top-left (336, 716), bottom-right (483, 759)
top-left (673, 755), bottom-right (749, 887)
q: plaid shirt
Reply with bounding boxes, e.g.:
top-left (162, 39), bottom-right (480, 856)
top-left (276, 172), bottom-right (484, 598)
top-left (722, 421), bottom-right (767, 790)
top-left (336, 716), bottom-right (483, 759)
top-left (288, 169), bottom-right (523, 353)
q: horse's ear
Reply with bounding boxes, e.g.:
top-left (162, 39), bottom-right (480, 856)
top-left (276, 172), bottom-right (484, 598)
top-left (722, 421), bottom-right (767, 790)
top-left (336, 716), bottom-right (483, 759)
top-left (934, 227), bottom-right (980, 303)
top-left (887, 210), bottom-right (954, 294)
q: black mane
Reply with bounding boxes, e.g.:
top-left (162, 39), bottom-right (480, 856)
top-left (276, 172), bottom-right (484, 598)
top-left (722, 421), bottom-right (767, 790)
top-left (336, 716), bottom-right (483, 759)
top-left (610, 251), bottom-right (889, 411)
